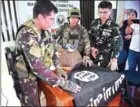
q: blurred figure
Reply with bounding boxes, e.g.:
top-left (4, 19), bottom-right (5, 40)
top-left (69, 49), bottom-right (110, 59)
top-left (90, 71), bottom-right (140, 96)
top-left (128, 22), bottom-right (140, 71)
top-left (88, 1), bottom-right (123, 71)
top-left (118, 9), bottom-right (138, 71)
top-left (53, 7), bottom-right (93, 67)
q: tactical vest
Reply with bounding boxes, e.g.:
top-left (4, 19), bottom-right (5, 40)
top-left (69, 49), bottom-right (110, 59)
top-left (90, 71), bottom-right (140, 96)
top-left (58, 23), bottom-right (85, 54)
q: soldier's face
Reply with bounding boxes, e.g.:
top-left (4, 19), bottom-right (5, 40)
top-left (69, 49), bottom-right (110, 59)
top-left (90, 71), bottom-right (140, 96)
top-left (39, 11), bottom-right (55, 30)
top-left (69, 17), bottom-right (79, 27)
top-left (98, 8), bottom-right (111, 21)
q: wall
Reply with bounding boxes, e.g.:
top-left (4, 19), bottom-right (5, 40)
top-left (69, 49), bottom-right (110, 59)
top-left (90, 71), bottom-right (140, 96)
top-left (16, 0), bottom-right (80, 30)
top-left (80, 0), bottom-right (94, 30)
top-left (116, 1), bottom-right (125, 23)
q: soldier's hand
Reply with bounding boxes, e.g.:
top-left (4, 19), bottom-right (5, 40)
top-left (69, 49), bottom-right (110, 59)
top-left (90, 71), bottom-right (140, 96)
top-left (83, 56), bottom-right (93, 67)
top-left (107, 58), bottom-right (118, 71)
top-left (91, 47), bottom-right (98, 58)
top-left (86, 59), bottom-right (93, 67)
top-left (58, 78), bottom-right (81, 93)
top-left (56, 68), bottom-right (68, 80)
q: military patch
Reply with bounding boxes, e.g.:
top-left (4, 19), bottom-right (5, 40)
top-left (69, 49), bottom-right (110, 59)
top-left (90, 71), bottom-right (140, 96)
top-left (56, 14), bottom-right (65, 25)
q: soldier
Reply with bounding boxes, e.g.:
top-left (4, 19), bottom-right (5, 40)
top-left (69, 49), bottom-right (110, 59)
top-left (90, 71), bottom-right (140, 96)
top-left (53, 7), bottom-right (93, 67)
top-left (15, 1), bottom-right (81, 106)
top-left (88, 1), bottom-right (123, 71)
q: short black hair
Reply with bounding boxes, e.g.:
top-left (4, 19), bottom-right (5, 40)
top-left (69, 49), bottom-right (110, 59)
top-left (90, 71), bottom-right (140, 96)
top-left (33, 0), bottom-right (58, 18)
top-left (98, 1), bottom-right (112, 9)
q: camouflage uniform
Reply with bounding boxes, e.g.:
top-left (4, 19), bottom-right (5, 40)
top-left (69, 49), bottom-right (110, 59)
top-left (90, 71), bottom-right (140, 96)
top-left (88, 18), bottom-right (123, 67)
top-left (54, 23), bottom-right (91, 57)
top-left (15, 19), bottom-right (61, 106)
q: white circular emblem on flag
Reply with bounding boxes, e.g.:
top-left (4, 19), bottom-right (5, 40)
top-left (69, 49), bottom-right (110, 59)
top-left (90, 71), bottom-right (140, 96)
top-left (74, 70), bottom-right (99, 82)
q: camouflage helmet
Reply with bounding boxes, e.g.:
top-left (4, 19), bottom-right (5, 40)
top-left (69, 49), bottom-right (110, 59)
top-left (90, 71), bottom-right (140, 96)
top-left (67, 7), bottom-right (81, 19)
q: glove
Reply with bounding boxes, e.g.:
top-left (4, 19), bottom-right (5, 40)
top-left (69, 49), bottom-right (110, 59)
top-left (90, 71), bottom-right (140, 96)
top-left (56, 78), bottom-right (81, 93)
top-left (56, 68), bottom-right (68, 80)
top-left (107, 58), bottom-right (118, 71)
top-left (83, 56), bottom-right (93, 67)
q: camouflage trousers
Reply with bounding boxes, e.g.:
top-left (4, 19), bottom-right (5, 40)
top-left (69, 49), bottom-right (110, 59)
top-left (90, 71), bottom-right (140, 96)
top-left (18, 78), bottom-right (40, 106)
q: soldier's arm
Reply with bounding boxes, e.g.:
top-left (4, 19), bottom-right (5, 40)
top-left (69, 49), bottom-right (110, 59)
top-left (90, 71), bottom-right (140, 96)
top-left (81, 26), bottom-right (91, 56)
top-left (111, 24), bottom-right (123, 59)
top-left (18, 30), bottom-right (60, 86)
top-left (52, 44), bottom-right (61, 69)
top-left (88, 20), bottom-right (94, 41)
top-left (88, 20), bottom-right (97, 47)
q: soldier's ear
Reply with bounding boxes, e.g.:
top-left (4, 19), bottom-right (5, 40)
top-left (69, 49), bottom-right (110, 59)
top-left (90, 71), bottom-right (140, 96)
top-left (38, 14), bottom-right (44, 22)
top-left (38, 14), bottom-right (42, 19)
